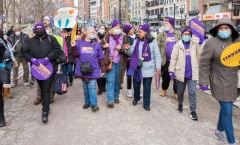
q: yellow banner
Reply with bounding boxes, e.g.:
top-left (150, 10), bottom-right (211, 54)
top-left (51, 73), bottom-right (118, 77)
top-left (220, 42), bottom-right (240, 67)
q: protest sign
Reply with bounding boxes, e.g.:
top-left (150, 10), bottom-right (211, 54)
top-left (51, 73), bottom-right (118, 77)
top-left (190, 18), bottom-right (205, 39)
top-left (54, 7), bottom-right (78, 28)
top-left (31, 59), bottom-right (53, 80)
top-left (220, 42), bottom-right (240, 67)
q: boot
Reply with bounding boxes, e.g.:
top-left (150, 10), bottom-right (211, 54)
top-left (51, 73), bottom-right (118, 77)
top-left (174, 94), bottom-right (178, 100)
top-left (0, 114), bottom-right (6, 127)
top-left (34, 98), bottom-right (42, 105)
top-left (69, 78), bottom-right (73, 86)
top-left (159, 90), bottom-right (167, 97)
top-left (50, 97), bottom-right (54, 103)
top-left (42, 111), bottom-right (49, 123)
top-left (102, 78), bottom-right (106, 92)
top-left (3, 88), bottom-right (12, 99)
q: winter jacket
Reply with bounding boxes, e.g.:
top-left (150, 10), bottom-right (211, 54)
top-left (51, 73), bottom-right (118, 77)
top-left (157, 30), bottom-right (181, 66)
top-left (169, 40), bottom-right (203, 82)
top-left (100, 33), bottom-right (130, 83)
top-left (6, 29), bottom-right (14, 37)
top-left (0, 43), bottom-right (6, 62)
top-left (0, 39), bottom-right (12, 61)
top-left (65, 37), bottom-right (75, 63)
top-left (23, 34), bottom-right (62, 73)
top-left (8, 32), bottom-right (30, 58)
top-left (199, 17), bottom-right (240, 102)
top-left (126, 38), bottom-right (161, 78)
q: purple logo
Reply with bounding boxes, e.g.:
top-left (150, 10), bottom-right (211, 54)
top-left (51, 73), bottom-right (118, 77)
top-left (31, 59), bottom-right (53, 80)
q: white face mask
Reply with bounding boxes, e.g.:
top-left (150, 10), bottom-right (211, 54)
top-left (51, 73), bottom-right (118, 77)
top-left (15, 32), bottom-right (20, 36)
top-left (130, 34), bottom-right (136, 38)
top-left (3, 35), bottom-right (8, 40)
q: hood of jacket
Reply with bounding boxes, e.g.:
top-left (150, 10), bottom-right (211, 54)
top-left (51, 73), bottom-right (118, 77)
top-left (209, 17), bottom-right (239, 41)
top-left (44, 15), bottom-right (54, 29)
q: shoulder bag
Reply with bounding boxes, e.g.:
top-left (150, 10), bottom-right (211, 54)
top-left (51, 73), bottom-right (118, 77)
top-left (79, 43), bottom-right (95, 75)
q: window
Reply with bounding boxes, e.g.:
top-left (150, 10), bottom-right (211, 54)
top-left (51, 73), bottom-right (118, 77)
top-left (151, 10), bottom-right (154, 15)
top-left (151, 1), bottom-right (154, 7)
top-left (132, 4), bottom-right (134, 9)
top-left (135, 11), bottom-right (137, 15)
top-left (138, 10), bottom-right (140, 14)
top-left (132, 12), bottom-right (134, 15)
top-left (135, 3), bottom-right (137, 8)
top-left (155, 9), bottom-right (159, 15)
top-left (138, 2), bottom-right (140, 8)
top-left (191, 0), bottom-right (198, 11)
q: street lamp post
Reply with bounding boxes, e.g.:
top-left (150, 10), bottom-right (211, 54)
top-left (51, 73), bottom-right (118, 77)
top-left (119, 0), bottom-right (121, 22)
top-left (114, 4), bottom-right (116, 19)
top-left (84, 12), bottom-right (85, 27)
top-left (180, 6), bottom-right (184, 29)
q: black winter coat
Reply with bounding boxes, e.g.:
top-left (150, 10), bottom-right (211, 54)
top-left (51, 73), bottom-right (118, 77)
top-left (23, 34), bottom-right (61, 73)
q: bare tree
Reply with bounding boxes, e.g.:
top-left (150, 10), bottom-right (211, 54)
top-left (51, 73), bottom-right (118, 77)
top-left (3, 0), bottom-right (12, 28)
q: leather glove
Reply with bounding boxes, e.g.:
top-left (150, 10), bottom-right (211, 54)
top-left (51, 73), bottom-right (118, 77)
top-left (199, 85), bottom-right (209, 91)
top-left (31, 58), bottom-right (40, 66)
top-left (169, 72), bottom-right (175, 80)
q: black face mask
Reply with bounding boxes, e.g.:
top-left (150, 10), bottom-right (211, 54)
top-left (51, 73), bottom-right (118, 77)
top-left (35, 29), bottom-right (44, 37)
top-left (98, 33), bottom-right (105, 39)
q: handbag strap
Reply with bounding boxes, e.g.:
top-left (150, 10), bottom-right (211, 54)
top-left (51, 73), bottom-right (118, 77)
top-left (142, 44), bottom-right (149, 58)
top-left (79, 42), bottom-right (95, 63)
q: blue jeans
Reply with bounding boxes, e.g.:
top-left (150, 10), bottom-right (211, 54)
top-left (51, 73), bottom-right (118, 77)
top-left (133, 77), bottom-right (152, 108)
top-left (63, 63), bottom-right (73, 81)
top-left (81, 79), bottom-right (98, 106)
top-left (217, 102), bottom-right (235, 144)
top-left (106, 62), bottom-right (120, 103)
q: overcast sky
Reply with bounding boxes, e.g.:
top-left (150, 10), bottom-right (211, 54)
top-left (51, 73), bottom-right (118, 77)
top-left (74, 0), bottom-right (78, 7)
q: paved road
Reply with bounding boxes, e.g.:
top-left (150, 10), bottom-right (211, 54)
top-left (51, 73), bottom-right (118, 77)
top-left (0, 77), bottom-right (240, 145)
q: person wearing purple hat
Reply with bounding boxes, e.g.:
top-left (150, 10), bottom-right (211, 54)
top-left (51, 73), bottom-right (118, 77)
top-left (168, 27), bottom-right (204, 120)
top-left (157, 17), bottom-right (181, 99)
top-left (123, 24), bottom-right (136, 98)
top-left (100, 19), bottom-right (130, 108)
top-left (23, 22), bottom-right (62, 123)
top-left (125, 23), bottom-right (161, 111)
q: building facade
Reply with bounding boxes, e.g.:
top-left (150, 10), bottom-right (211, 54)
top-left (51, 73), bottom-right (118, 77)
top-left (129, 0), bottom-right (147, 26)
top-left (90, 0), bottom-right (100, 24)
top-left (109, 0), bottom-right (126, 22)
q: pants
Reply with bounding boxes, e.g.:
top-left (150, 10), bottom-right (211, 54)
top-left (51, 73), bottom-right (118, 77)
top-left (217, 102), bottom-right (235, 144)
top-left (0, 84), bottom-right (4, 116)
top-left (161, 61), bottom-right (177, 94)
top-left (133, 77), bottom-right (152, 108)
top-left (106, 62), bottom-right (120, 103)
top-left (97, 77), bottom-right (106, 90)
top-left (12, 57), bottom-right (29, 85)
top-left (63, 63), bottom-right (73, 82)
top-left (81, 79), bottom-right (98, 106)
top-left (37, 78), bottom-right (55, 98)
top-left (36, 73), bottom-right (56, 112)
top-left (126, 61), bottom-right (132, 90)
top-left (176, 79), bottom-right (197, 112)
top-left (3, 61), bottom-right (12, 87)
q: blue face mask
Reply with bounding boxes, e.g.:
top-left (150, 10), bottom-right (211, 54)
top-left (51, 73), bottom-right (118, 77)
top-left (218, 31), bottom-right (231, 39)
top-left (164, 27), bottom-right (170, 32)
top-left (182, 36), bottom-right (191, 42)
top-left (114, 29), bottom-right (122, 35)
top-left (98, 29), bottom-right (105, 35)
top-left (89, 35), bottom-right (95, 40)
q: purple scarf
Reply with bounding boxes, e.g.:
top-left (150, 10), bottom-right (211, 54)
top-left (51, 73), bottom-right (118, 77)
top-left (112, 34), bottom-right (121, 45)
top-left (130, 38), bottom-right (151, 69)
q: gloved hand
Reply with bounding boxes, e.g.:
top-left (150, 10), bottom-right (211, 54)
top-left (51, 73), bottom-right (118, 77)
top-left (42, 58), bottom-right (50, 66)
top-left (199, 36), bottom-right (204, 44)
top-left (199, 85), bottom-right (209, 91)
top-left (30, 58), bottom-right (40, 66)
top-left (169, 72), bottom-right (175, 80)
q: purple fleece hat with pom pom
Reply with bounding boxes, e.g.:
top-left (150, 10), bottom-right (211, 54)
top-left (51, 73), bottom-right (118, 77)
top-left (33, 22), bottom-right (46, 33)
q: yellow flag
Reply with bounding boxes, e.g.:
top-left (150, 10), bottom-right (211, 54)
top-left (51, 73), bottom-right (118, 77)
top-left (71, 23), bottom-right (78, 42)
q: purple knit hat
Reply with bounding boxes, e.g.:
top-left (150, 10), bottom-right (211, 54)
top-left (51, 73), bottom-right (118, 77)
top-left (34, 22), bottom-right (46, 33)
top-left (123, 24), bottom-right (133, 34)
top-left (165, 17), bottom-right (175, 27)
top-left (112, 19), bottom-right (120, 28)
top-left (181, 27), bottom-right (192, 36)
top-left (139, 24), bottom-right (150, 33)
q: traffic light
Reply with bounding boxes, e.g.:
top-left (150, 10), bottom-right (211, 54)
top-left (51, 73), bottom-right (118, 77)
top-left (206, 3), bottom-right (210, 8)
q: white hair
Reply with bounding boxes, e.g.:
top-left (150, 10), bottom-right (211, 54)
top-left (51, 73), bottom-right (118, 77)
top-left (83, 26), bottom-right (94, 36)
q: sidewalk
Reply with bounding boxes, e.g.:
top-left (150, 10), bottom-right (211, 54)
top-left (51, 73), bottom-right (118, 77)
top-left (0, 76), bottom-right (240, 144)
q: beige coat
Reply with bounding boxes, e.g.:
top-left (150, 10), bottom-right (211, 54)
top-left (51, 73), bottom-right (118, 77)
top-left (199, 17), bottom-right (240, 102)
top-left (169, 40), bottom-right (203, 82)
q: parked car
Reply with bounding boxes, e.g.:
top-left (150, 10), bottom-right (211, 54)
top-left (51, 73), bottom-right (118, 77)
top-left (150, 26), bottom-right (157, 32)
